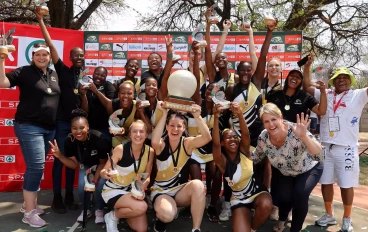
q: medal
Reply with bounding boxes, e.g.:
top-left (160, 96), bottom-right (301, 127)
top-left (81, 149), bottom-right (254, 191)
top-left (74, 89), bottom-right (79, 94)
top-left (244, 101), bottom-right (249, 107)
top-left (329, 131), bottom-right (334, 137)
top-left (228, 179), bottom-right (234, 187)
top-left (47, 87), bottom-right (52, 93)
top-left (284, 105), bottom-right (290, 111)
top-left (79, 163), bottom-right (84, 170)
top-left (173, 167), bottom-right (179, 173)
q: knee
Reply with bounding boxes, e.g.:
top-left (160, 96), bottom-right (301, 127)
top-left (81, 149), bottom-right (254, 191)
top-left (156, 208), bottom-right (176, 223)
top-left (133, 201), bottom-right (148, 216)
top-left (256, 194), bottom-right (273, 214)
top-left (191, 179), bottom-right (205, 196)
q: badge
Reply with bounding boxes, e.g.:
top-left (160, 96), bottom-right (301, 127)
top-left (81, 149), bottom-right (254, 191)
top-left (173, 167), bottom-right (179, 173)
top-left (328, 117), bottom-right (340, 132)
top-left (284, 105), bottom-right (290, 111)
top-left (47, 87), bottom-right (52, 93)
top-left (74, 89), bottom-right (79, 94)
top-left (228, 180), bottom-right (234, 187)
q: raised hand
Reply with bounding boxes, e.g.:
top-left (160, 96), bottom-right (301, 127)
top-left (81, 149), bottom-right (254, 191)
top-left (223, 19), bottom-right (232, 30)
top-left (305, 54), bottom-right (314, 67)
top-left (315, 80), bottom-right (326, 91)
top-left (230, 102), bottom-right (242, 117)
top-left (213, 104), bottom-right (224, 118)
top-left (48, 139), bottom-right (62, 158)
top-left (34, 8), bottom-right (44, 21)
top-left (205, 8), bottom-right (212, 23)
top-left (191, 40), bottom-right (201, 55)
top-left (242, 23), bottom-right (252, 33)
top-left (267, 18), bottom-right (278, 31)
top-left (165, 34), bottom-right (173, 53)
top-left (191, 104), bottom-right (202, 118)
top-left (289, 113), bottom-right (311, 139)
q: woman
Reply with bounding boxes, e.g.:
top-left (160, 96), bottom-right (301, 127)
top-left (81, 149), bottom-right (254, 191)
top-left (266, 69), bottom-right (327, 123)
top-left (114, 58), bottom-right (140, 95)
top-left (80, 66), bottom-right (115, 139)
top-left (94, 80), bottom-right (149, 147)
top-left (262, 57), bottom-right (283, 98)
top-left (140, 52), bottom-right (165, 91)
top-left (212, 102), bottom-right (272, 232)
top-left (48, 109), bottom-right (110, 224)
top-left (100, 120), bottom-right (155, 232)
top-left (0, 44), bottom-right (59, 227)
top-left (150, 102), bottom-right (211, 232)
top-left (252, 103), bottom-right (324, 232)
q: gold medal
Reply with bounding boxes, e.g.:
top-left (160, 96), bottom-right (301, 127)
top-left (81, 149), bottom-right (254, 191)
top-left (173, 167), bottom-right (179, 173)
top-left (329, 131), bottom-right (334, 137)
top-left (74, 88), bottom-right (78, 94)
top-left (47, 87), bottom-right (52, 93)
top-left (228, 180), bottom-right (234, 187)
top-left (244, 101), bottom-right (249, 107)
top-left (284, 105), bottom-right (290, 111)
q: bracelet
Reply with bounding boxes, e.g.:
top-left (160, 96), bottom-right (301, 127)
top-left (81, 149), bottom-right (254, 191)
top-left (92, 179), bottom-right (98, 185)
top-left (167, 53), bottom-right (173, 59)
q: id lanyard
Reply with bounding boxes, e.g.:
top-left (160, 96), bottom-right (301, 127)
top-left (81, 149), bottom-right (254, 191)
top-left (328, 91), bottom-right (347, 135)
top-left (333, 91), bottom-right (348, 115)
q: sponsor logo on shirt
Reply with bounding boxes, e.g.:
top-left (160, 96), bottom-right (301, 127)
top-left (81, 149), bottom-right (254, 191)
top-left (51, 76), bottom-right (57, 82)
top-left (91, 150), bottom-right (98, 156)
top-left (294, 99), bottom-right (302, 105)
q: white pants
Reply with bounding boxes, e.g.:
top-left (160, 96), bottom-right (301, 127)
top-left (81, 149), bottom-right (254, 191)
top-left (319, 143), bottom-right (360, 188)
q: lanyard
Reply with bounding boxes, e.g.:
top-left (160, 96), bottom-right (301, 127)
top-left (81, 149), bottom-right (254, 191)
top-left (333, 91), bottom-right (348, 114)
top-left (73, 69), bottom-right (80, 89)
top-left (130, 143), bottom-right (145, 174)
top-left (226, 152), bottom-right (239, 182)
top-left (241, 84), bottom-right (250, 103)
top-left (169, 137), bottom-right (182, 169)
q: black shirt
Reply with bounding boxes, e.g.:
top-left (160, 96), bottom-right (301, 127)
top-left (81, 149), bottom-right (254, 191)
top-left (87, 81), bottom-right (115, 130)
top-left (64, 129), bottom-right (110, 167)
top-left (6, 65), bottom-right (60, 129)
top-left (54, 59), bottom-right (81, 121)
top-left (267, 90), bottom-right (319, 123)
top-left (140, 69), bottom-right (164, 90)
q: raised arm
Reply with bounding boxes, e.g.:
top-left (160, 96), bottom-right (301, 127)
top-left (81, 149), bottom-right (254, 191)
top-left (242, 25), bottom-right (258, 71)
top-left (302, 55), bottom-right (316, 96)
top-left (89, 83), bottom-right (113, 115)
top-left (212, 20), bottom-right (231, 62)
top-left (205, 9), bottom-right (217, 84)
top-left (184, 105), bottom-right (212, 154)
top-left (252, 20), bottom-right (277, 90)
top-left (311, 81), bottom-right (327, 116)
top-left (135, 101), bottom-right (153, 134)
top-left (35, 9), bottom-right (60, 64)
top-left (151, 101), bottom-right (168, 154)
top-left (158, 35), bottom-right (173, 100)
top-left (212, 104), bottom-right (227, 173)
top-left (0, 58), bottom-right (11, 88)
top-left (230, 102), bottom-right (251, 158)
top-left (191, 41), bottom-right (202, 105)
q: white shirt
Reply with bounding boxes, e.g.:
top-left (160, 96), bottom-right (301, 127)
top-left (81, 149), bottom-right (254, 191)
top-left (314, 88), bottom-right (368, 146)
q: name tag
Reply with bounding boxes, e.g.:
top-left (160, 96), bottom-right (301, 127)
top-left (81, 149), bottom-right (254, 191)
top-left (328, 117), bottom-right (340, 132)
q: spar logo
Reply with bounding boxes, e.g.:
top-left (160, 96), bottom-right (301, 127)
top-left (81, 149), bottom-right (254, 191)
top-left (0, 173), bottom-right (24, 182)
top-left (0, 138), bottom-right (19, 145)
top-left (0, 118), bottom-right (15, 126)
top-left (0, 155), bottom-right (15, 163)
top-left (0, 100), bottom-right (19, 108)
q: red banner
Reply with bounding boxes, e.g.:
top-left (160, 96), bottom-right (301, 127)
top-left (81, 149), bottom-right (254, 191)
top-left (0, 23), bottom-right (84, 192)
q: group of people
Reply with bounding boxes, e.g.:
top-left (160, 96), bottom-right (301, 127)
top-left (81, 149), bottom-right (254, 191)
top-left (0, 7), bottom-right (366, 232)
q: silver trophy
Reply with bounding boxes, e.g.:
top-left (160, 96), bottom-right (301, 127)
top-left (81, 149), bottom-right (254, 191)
top-left (208, 3), bottom-right (220, 24)
top-left (0, 25), bottom-right (16, 59)
top-left (192, 24), bottom-right (207, 48)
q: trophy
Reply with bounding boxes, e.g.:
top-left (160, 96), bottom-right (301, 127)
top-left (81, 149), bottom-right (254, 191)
top-left (78, 68), bottom-right (92, 87)
top-left (172, 53), bottom-right (181, 62)
top-left (108, 109), bottom-right (125, 134)
top-left (34, 0), bottom-right (49, 16)
top-left (211, 84), bottom-right (231, 109)
top-left (163, 70), bottom-right (197, 112)
top-left (262, 9), bottom-right (276, 26)
top-left (0, 25), bottom-right (16, 59)
top-left (136, 90), bottom-right (150, 107)
top-left (108, 153), bottom-right (119, 177)
top-left (243, 14), bottom-right (251, 28)
top-left (84, 165), bottom-right (97, 192)
top-left (130, 173), bottom-right (149, 200)
top-left (192, 24), bottom-right (207, 48)
top-left (208, 3), bottom-right (219, 24)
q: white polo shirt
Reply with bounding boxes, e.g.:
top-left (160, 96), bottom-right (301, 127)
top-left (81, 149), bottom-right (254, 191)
top-left (314, 88), bottom-right (368, 146)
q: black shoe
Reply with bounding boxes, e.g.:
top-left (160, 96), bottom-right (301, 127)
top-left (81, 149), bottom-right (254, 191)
top-left (207, 205), bottom-right (219, 222)
top-left (193, 230), bottom-right (201, 232)
top-left (64, 192), bottom-right (79, 210)
top-left (154, 218), bottom-right (166, 232)
top-left (52, 193), bottom-right (66, 214)
top-left (179, 206), bottom-right (192, 219)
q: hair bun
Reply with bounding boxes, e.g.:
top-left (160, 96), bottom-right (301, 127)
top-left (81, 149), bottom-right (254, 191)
top-left (71, 108), bottom-right (88, 118)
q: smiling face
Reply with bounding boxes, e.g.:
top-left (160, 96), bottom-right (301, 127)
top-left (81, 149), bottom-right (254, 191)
top-left (118, 83), bottom-right (135, 109)
top-left (70, 48), bottom-right (85, 68)
top-left (221, 130), bottom-right (240, 154)
top-left (93, 67), bottom-right (107, 86)
top-left (205, 83), bottom-right (216, 102)
top-left (148, 53), bottom-right (162, 72)
top-left (237, 62), bottom-right (252, 85)
top-left (145, 78), bottom-right (158, 98)
top-left (286, 71), bottom-right (303, 90)
top-left (166, 115), bottom-right (186, 141)
top-left (215, 52), bottom-right (228, 69)
top-left (125, 59), bottom-right (139, 78)
top-left (129, 121), bottom-right (148, 145)
top-left (32, 50), bottom-right (51, 69)
top-left (333, 74), bottom-right (351, 94)
top-left (267, 58), bottom-right (282, 80)
top-left (261, 113), bottom-right (284, 136)
top-left (71, 118), bottom-right (89, 141)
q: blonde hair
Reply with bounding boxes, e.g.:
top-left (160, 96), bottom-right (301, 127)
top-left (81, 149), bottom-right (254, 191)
top-left (259, 103), bottom-right (282, 120)
top-left (129, 119), bottom-right (148, 133)
top-left (267, 57), bottom-right (282, 67)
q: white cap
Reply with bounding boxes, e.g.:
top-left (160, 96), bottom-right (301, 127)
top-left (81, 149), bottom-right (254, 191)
top-left (31, 46), bottom-right (50, 53)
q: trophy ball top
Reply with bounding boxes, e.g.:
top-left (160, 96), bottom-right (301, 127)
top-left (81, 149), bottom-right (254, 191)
top-left (167, 70), bottom-right (197, 99)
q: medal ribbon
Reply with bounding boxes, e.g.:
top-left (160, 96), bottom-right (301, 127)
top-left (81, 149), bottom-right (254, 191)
top-left (241, 84), bottom-right (250, 104)
top-left (169, 137), bottom-right (182, 170)
top-left (333, 91), bottom-right (348, 114)
top-left (226, 152), bottom-right (239, 185)
top-left (130, 143), bottom-right (145, 174)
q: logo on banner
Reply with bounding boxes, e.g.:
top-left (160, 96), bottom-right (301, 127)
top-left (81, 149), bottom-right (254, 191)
top-left (0, 101), bottom-right (19, 108)
top-left (227, 62), bottom-right (234, 69)
top-left (174, 44), bottom-right (188, 52)
top-left (0, 155), bottom-right (15, 163)
top-left (0, 119), bottom-right (14, 126)
top-left (23, 38), bottom-right (64, 66)
top-left (174, 36), bottom-right (186, 43)
top-left (286, 45), bottom-right (299, 51)
top-left (85, 59), bottom-right (98, 66)
top-left (223, 45), bottom-right (236, 52)
top-left (1, 174), bottom-right (24, 182)
top-left (0, 138), bottom-right (19, 145)
top-left (85, 43), bottom-right (99, 51)
top-left (128, 44), bottom-right (143, 51)
top-left (46, 154), bottom-right (54, 162)
top-left (114, 52), bottom-right (126, 59)
top-left (143, 44), bottom-right (157, 51)
top-left (271, 37), bottom-right (283, 43)
top-left (270, 45), bottom-right (284, 52)
top-left (100, 44), bottom-right (112, 50)
top-left (86, 35), bottom-right (98, 42)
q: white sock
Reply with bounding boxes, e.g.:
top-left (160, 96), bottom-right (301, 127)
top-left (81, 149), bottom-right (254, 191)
top-left (251, 229), bottom-right (257, 232)
top-left (224, 201), bottom-right (231, 208)
top-left (111, 210), bottom-right (118, 221)
top-left (192, 229), bottom-right (200, 232)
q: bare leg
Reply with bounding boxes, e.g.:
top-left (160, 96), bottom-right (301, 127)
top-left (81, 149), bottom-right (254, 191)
top-left (114, 194), bottom-right (148, 218)
top-left (24, 190), bottom-right (37, 213)
top-left (232, 207), bottom-right (252, 232)
top-left (154, 195), bottom-right (177, 223)
top-left (252, 192), bottom-right (273, 229)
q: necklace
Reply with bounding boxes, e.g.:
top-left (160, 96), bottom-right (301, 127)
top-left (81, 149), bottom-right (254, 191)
top-left (38, 68), bottom-right (52, 93)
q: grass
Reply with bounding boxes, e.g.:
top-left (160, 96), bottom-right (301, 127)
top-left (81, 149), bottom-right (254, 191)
top-left (359, 156), bottom-right (368, 185)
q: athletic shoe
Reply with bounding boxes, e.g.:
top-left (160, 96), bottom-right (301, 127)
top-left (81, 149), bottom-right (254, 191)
top-left (51, 193), bottom-right (66, 214)
top-left (22, 209), bottom-right (47, 228)
top-left (104, 211), bottom-right (119, 232)
top-left (341, 217), bottom-right (354, 232)
top-left (207, 205), bottom-right (219, 222)
top-left (219, 201), bottom-right (231, 222)
top-left (269, 206), bottom-right (279, 220)
top-left (64, 192), bottom-right (79, 210)
top-left (315, 213), bottom-right (337, 226)
top-left (95, 209), bottom-right (104, 224)
top-left (77, 210), bottom-right (92, 222)
top-left (20, 202), bottom-right (45, 215)
top-left (154, 218), bottom-right (166, 232)
top-left (287, 211), bottom-right (292, 222)
top-left (205, 194), bottom-right (211, 209)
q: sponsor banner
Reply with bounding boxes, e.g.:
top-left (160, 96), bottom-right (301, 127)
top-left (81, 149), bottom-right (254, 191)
top-left (113, 51), bottom-right (127, 59)
top-left (269, 44), bottom-right (285, 53)
top-left (0, 155), bottom-right (16, 163)
top-left (99, 34), bottom-right (114, 43)
top-left (0, 118), bottom-right (15, 126)
top-left (98, 59), bottom-right (113, 68)
top-left (285, 44), bottom-right (302, 52)
top-left (284, 52), bottom-right (301, 61)
top-left (284, 61), bottom-right (299, 70)
top-left (285, 34), bottom-right (302, 44)
top-left (85, 43), bottom-right (99, 51)
top-left (113, 43), bottom-right (127, 51)
top-left (127, 43), bottom-right (143, 51)
top-left (113, 35), bottom-right (128, 43)
top-left (173, 35), bottom-right (188, 44)
top-left (270, 35), bottom-right (285, 44)
top-left (85, 34), bottom-right (99, 43)
top-left (85, 59), bottom-right (99, 66)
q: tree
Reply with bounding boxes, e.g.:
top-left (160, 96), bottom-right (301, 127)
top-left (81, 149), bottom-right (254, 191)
top-left (0, 0), bottom-right (126, 29)
top-left (137, 0), bottom-right (368, 68)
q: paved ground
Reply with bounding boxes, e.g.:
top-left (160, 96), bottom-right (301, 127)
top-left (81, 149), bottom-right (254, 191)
top-left (0, 188), bottom-right (368, 232)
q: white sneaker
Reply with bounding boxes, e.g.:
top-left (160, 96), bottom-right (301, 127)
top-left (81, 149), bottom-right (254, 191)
top-left (104, 211), bottom-right (119, 232)
top-left (219, 201), bottom-right (231, 222)
top-left (287, 210), bottom-right (292, 222)
top-left (315, 213), bottom-right (337, 227)
top-left (77, 210), bottom-right (92, 222)
top-left (341, 217), bottom-right (354, 232)
top-left (205, 194), bottom-right (211, 209)
top-left (20, 202), bottom-right (45, 215)
top-left (22, 209), bottom-right (47, 228)
top-left (95, 209), bottom-right (104, 224)
top-left (269, 206), bottom-right (279, 220)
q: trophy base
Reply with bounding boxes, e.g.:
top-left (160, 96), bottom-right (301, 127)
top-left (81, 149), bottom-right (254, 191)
top-left (209, 17), bottom-right (219, 24)
top-left (196, 40), bottom-right (207, 48)
top-left (0, 46), bottom-right (8, 59)
top-left (84, 183), bottom-right (96, 192)
top-left (37, 6), bottom-right (49, 15)
top-left (6, 45), bottom-right (16, 53)
top-left (164, 96), bottom-right (195, 112)
top-left (264, 18), bottom-right (275, 26)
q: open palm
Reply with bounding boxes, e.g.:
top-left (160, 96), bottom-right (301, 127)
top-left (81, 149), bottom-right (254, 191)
top-left (290, 113), bottom-right (311, 139)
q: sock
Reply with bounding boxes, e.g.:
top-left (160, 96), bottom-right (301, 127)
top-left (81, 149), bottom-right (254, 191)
top-left (251, 229), bottom-right (257, 232)
top-left (324, 202), bottom-right (333, 216)
top-left (111, 210), bottom-right (118, 220)
top-left (192, 229), bottom-right (200, 232)
top-left (343, 205), bottom-right (352, 218)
